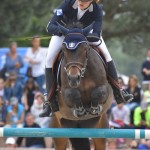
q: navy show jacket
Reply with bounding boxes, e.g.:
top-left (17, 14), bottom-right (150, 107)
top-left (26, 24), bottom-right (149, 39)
top-left (47, 0), bottom-right (103, 37)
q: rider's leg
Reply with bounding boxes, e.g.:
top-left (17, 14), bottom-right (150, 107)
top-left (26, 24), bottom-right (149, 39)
top-left (97, 37), bottom-right (133, 104)
top-left (39, 35), bottom-right (64, 117)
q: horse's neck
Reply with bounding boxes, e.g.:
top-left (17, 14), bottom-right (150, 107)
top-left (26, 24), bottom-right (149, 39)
top-left (87, 49), bottom-right (105, 71)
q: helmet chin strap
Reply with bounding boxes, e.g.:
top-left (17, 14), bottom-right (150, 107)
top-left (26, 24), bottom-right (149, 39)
top-left (83, 2), bottom-right (93, 10)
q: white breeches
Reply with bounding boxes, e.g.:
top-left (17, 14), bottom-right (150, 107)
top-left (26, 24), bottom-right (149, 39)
top-left (98, 37), bottom-right (112, 62)
top-left (46, 36), bottom-right (65, 68)
top-left (89, 37), bottom-right (112, 62)
top-left (45, 36), bottom-right (112, 68)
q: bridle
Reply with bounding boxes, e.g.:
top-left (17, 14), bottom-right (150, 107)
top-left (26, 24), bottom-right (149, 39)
top-left (64, 43), bottom-right (89, 78)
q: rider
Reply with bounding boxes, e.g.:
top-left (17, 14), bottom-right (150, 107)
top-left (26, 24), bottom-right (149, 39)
top-left (39, 0), bottom-right (133, 117)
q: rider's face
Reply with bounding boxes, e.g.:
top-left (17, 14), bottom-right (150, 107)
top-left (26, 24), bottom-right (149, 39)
top-left (77, 0), bottom-right (93, 10)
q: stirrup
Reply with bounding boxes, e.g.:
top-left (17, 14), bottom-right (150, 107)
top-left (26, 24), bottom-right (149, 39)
top-left (121, 89), bottom-right (133, 103)
top-left (115, 89), bottom-right (133, 104)
top-left (39, 101), bottom-right (52, 117)
top-left (43, 93), bottom-right (59, 112)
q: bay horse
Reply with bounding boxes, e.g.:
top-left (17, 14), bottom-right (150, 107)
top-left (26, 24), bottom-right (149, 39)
top-left (50, 23), bottom-right (113, 150)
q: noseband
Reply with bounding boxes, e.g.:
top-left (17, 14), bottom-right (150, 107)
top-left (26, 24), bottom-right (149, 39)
top-left (64, 57), bottom-right (88, 78)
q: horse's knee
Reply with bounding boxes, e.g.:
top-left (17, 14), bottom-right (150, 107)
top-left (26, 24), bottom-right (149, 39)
top-left (91, 85), bottom-right (108, 105)
top-left (63, 88), bottom-right (81, 107)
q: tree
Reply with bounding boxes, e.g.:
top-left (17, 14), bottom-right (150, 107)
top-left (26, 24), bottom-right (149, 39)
top-left (0, 0), bottom-right (35, 45)
top-left (102, 0), bottom-right (150, 55)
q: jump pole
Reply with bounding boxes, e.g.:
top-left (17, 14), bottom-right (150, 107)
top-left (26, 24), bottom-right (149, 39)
top-left (0, 128), bottom-right (150, 139)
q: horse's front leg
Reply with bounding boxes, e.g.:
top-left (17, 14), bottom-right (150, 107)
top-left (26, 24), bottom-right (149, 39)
top-left (90, 85), bottom-right (108, 115)
top-left (63, 88), bottom-right (86, 117)
top-left (93, 113), bottom-right (109, 150)
top-left (50, 114), bottom-right (68, 150)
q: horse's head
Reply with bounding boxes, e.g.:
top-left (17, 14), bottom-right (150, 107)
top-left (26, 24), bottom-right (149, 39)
top-left (58, 23), bottom-right (93, 88)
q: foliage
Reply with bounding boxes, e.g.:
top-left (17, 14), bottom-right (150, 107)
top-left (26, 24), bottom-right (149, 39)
top-left (0, 0), bottom-right (34, 45)
top-left (0, 0), bottom-right (149, 79)
top-left (102, 0), bottom-right (150, 55)
top-left (0, 0), bottom-right (61, 46)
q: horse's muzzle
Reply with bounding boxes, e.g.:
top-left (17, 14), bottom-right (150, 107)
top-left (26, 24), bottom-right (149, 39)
top-left (68, 74), bottom-right (81, 88)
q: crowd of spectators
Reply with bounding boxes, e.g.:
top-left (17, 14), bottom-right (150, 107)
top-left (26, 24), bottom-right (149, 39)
top-left (0, 39), bottom-right (150, 149)
top-left (0, 37), bottom-right (52, 148)
top-left (107, 48), bottom-right (150, 149)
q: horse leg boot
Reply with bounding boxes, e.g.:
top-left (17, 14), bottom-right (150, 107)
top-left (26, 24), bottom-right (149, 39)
top-left (39, 68), bottom-right (59, 117)
top-left (107, 61), bottom-right (133, 104)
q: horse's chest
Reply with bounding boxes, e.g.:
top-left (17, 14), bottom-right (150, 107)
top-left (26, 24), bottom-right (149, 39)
top-left (62, 82), bottom-right (108, 106)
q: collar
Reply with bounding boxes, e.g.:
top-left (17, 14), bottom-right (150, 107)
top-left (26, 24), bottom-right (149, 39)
top-left (72, 0), bottom-right (93, 12)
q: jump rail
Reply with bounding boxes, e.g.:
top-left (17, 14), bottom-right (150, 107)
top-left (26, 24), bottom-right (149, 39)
top-left (0, 128), bottom-right (150, 139)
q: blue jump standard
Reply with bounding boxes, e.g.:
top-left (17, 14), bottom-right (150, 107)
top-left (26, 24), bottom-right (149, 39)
top-left (0, 128), bottom-right (150, 139)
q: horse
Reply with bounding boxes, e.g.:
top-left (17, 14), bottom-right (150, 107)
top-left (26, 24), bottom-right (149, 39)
top-left (50, 23), bottom-right (113, 150)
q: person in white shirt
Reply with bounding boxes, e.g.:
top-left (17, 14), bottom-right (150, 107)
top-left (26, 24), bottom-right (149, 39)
top-left (31, 92), bottom-right (50, 128)
top-left (24, 36), bottom-right (45, 92)
top-left (111, 103), bottom-right (131, 126)
top-left (0, 78), bottom-right (5, 98)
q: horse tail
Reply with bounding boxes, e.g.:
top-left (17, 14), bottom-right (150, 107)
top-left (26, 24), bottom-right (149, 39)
top-left (69, 138), bottom-right (90, 150)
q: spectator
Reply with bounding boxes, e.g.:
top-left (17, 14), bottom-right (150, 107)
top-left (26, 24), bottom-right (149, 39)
top-left (0, 78), bottom-right (6, 99)
top-left (2, 42), bottom-right (23, 78)
top-left (141, 48), bottom-right (150, 87)
top-left (129, 140), bottom-right (138, 149)
top-left (24, 36), bottom-right (45, 92)
top-left (118, 76), bottom-right (126, 90)
top-left (133, 101), bottom-right (150, 129)
top-left (6, 97), bottom-right (24, 128)
top-left (0, 96), bottom-right (7, 127)
top-left (22, 78), bottom-right (39, 113)
top-left (16, 113), bottom-right (46, 148)
top-left (126, 75), bottom-right (142, 110)
top-left (111, 103), bottom-right (130, 128)
top-left (5, 137), bottom-right (16, 148)
top-left (138, 139), bottom-right (150, 149)
top-left (143, 83), bottom-right (150, 103)
top-left (31, 92), bottom-right (50, 128)
top-left (106, 139), bottom-right (117, 150)
top-left (5, 71), bottom-right (23, 104)
top-left (107, 77), bottom-right (126, 119)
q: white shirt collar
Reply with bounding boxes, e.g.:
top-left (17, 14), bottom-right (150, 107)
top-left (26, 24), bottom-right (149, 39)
top-left (72, 0), bottom-right (93, 12)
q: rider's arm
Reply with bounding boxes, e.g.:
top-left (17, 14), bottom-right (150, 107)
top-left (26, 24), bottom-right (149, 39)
top-left (92, 4), bottom-right (103, 37)
top-left (46, 0), bottom-right (70, 36)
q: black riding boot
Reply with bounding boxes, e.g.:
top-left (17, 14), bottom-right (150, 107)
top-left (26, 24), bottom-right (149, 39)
top-left (108, 61), bottom-right (133, 104)
top-left (39, 68), bottom-right (59, 117)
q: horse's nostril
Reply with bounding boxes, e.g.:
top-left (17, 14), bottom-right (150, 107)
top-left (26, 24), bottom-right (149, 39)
top-left (78, 75), bottom-right (80, 81)
top-left (68, 76), bottom-right (71, 82)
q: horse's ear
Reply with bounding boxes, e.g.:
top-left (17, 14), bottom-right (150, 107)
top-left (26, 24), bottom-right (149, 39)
top-left (56, 22), bottom-right (69, 36)
top-left (82, 22), bottom-right (95, 36)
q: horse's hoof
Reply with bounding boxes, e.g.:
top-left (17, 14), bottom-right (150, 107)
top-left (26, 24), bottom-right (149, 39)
top-left (90, 105), bottom-right (102, 115)
top-left (73, 107), bottom-right (86, 118)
